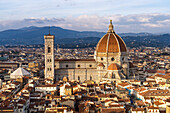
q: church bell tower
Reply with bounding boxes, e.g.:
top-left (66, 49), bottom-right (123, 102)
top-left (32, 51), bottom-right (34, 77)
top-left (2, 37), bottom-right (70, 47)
top-left (44, 32), bottom-right (55, 80)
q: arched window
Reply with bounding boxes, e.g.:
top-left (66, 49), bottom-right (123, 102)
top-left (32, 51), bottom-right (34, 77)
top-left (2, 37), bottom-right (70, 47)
top-left (78, 76), bottom-right (80, 81)
top-left (101, 58), bottom-right (103, 61)
top-left (48, 47), bottom-right (51, 53)
top-left (66, 65), bottom-right (68, 68)
top-left (78, 65), bottom-right (80, 68)
top-left (111, 57), bottom-right (114, 61)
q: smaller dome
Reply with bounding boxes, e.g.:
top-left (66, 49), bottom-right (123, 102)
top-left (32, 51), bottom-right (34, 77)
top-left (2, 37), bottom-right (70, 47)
top-left (108, 63), bottom-right (120, 70)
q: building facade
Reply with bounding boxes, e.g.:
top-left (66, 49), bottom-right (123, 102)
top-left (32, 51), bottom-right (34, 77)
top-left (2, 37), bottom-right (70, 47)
top-left (45, 20), bottom-right (136, 82)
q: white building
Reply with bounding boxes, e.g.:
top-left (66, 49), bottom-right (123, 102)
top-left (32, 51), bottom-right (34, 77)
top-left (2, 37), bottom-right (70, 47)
top-left (10, 67), bottom-right (30, 79)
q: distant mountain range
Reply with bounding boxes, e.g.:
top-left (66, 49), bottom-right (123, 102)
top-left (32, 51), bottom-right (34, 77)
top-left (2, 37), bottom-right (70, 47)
top-left (0, 26), bottom-right (169, 47)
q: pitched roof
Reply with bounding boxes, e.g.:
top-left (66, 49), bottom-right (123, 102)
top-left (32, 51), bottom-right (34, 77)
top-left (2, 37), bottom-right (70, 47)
top-left (132, 108), bottom-right (145, 111)
top-left (98, 63), bottom-right (105, 67)
top-left (10, 67), bottom-right (30, 76)
top-left (140, 90), bottom-right (170, 96)
top-left (102, 108), bottom-right (125, 113)
top-left (55, 59), bottom-right (95, 62)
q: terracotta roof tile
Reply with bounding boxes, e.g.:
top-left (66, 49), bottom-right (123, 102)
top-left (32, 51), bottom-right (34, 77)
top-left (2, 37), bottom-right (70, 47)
top-left (98, 63), bottom-right (105, 67)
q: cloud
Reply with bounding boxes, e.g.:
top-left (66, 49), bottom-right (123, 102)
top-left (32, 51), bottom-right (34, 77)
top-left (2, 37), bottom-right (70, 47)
top-left (23, 18), bottom-right (64, 24)
top-left (0, 13), bottom-right (170, 33)
top-left (0, 18), bottom-right (65, 31)
top-left (142, 23), bottom-right (162, 28)
top-left (158, 19), bottom-right (170, 24)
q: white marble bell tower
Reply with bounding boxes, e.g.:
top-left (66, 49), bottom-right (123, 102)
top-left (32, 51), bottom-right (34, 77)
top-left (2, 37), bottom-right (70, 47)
top-left (44, 33), bottom-right (55, 80)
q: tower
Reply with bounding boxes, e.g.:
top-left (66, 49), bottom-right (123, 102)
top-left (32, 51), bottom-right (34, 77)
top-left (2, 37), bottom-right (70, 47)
top-left (44, 33), bottom-right (55, 80)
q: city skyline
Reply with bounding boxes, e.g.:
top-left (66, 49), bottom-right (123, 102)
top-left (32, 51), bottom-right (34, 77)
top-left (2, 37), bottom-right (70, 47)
top-left (0, 1), bottom-right (170, 112)
top-left (0, 0), bottom-right (170, 33)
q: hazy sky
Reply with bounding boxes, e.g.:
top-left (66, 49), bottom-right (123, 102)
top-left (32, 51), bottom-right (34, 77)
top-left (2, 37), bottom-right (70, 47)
top-left (0, 0), bottom-right (170, 33)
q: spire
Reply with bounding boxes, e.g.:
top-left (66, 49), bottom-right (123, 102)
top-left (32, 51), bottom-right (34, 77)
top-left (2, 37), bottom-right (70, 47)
top-left (107, 20), bottom-right (114, 33)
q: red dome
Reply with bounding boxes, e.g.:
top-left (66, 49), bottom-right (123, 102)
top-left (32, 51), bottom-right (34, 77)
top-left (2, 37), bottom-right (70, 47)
top-left (96, 20), bottom-right (127, 53)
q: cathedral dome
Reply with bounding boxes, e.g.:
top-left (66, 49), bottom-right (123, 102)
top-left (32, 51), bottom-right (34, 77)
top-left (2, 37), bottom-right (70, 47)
top-left (96, 20), bottom-right (127, 53)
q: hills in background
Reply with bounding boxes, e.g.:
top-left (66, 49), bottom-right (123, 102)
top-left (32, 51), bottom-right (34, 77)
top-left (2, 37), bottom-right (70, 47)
top-left (0, 26), bottom-right (169, 48)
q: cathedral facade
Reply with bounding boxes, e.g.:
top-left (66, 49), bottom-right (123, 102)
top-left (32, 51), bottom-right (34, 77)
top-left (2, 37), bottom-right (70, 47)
top-left (44, 20), bottom-right (136, 82)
